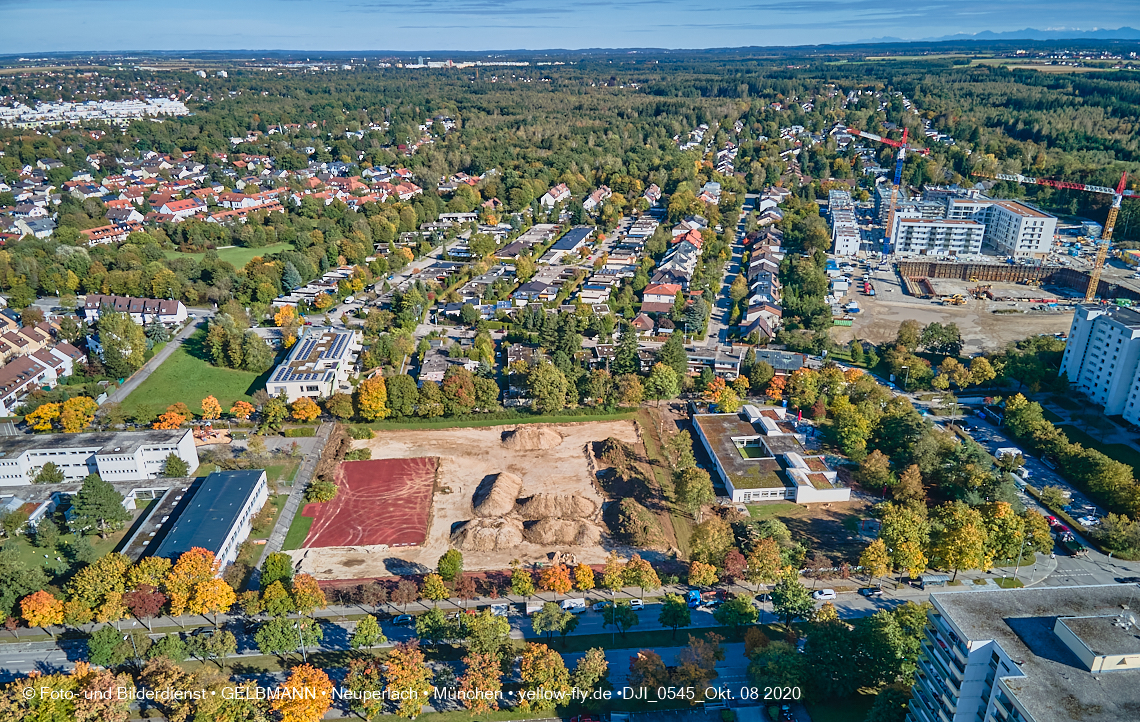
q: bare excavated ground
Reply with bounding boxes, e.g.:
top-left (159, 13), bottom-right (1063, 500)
top-left (288, 419), bottom-right (641, 580)
top-left (832, 294), bottom-right (1074, 354)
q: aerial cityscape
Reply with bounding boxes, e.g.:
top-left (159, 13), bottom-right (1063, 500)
top-left (0, 6), bottom-right (1139, 722)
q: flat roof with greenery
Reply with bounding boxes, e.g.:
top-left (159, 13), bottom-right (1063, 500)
top-left (694, 414), bottom-right (788, 490)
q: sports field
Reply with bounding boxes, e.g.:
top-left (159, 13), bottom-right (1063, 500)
top-left (301, 457), bottom-right (438, 548)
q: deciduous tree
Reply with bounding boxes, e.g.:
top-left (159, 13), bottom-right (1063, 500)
top-left (658, 593), bottom-right (691, 639)
top-left (385, 641), bottom-right (434, 718)
top-left (859, 539), bottom-right (892, 587)
top-left (229, 400), bottom-right (255, 419)
top-left (539, 563), bottom-right (573, 596)
top-left (60, 396), bottom-right (99, 433)
top-left (518, 642), bottom-right (572, 712)
top-left (458, 652), bottom-right (502, 713)
top-left (355, 374), bottom-right (390, 420)
top-left (20, 590), bottom-right (63, 629)
top-left (200, 396), bottom-right (222, 420)
top-left (574, 563), bottom-right (595, 591)
top-left (931, 502), bottom-right (988, 581)
top-left (291, 573), bottom-right (326, 615)
top-left (271, 664), bottom-right (333, 722)
top-left (290, 397), bottom-right (320, 422)
top-left (350, 615), bottom-right (386, 652)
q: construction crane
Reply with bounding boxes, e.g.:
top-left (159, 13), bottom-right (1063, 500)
top-left (973, 171), bottom-right (1136, 301)
top-left (849, 127), bottom-right (931, 254)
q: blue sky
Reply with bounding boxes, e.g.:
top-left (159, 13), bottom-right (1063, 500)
top-left (3, 0), bottom-right (1138, 53)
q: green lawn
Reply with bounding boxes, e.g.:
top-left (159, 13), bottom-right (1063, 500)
top-left (251, 494), bottom-right (289, 540)
top-left (747, 501), bottom-right (805, 520)
top-left (1057, 424), bottom-right (1140, 472)
top-left (282, 507), bottom-right (315, 551)
top-left (163, 242), bottom-right (294, 268)
top-left (120, 329), bottom-right (271, 416)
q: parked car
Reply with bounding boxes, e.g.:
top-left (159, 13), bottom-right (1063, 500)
top-left (629, 599), bottom-right (645, 610)
top-left (812, 589), bottom-right (837, 601)
top-left (780, 705), bottom-right (794, 721)
top-left (592, 601), bottom-right (612, 612)
top-left (858, 587), bottom-right (884, 597)
top-left (392, 614), bottom-right (413, 626)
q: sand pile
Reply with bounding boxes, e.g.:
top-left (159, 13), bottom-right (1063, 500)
top-left (451, 518), bottom-right (525, 551)
top-left (502, 425), bottom-right (563, 451)
top-left (523, 519), bottom-right (601, 546)
top-left (473, 472), bottom-right (523, 518)
top-left (516, 493), bottom-right (598, 520)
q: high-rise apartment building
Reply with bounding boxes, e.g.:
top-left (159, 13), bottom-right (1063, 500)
top-left (908, 585), bottom-right (1138, 722)
top-left (947, 199), bottom-right (1056, 259)
top-left (1058, 304), bottom-right (1140, 426)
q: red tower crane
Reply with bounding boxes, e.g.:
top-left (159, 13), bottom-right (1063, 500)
top-left (848, 127), bottom-right (931, 253)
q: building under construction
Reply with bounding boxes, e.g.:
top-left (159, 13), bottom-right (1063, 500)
top-left (897, 260), bottom-right (1140, 303)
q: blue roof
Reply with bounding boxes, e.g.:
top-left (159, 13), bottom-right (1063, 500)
top-left (551, 227), bottom-right (594, 251)
top-left (151, 470), bottom-right (266, 561)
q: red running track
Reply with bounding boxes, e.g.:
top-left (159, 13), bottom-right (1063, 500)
top-left (302, 457), bottom-right (437, 548)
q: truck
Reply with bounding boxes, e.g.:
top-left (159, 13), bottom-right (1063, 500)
top-left (561, 598), bottom-right (587, 614)
top-left (1059, 533), bottom-right (1089, 557)
top-left (489, 603), bottom-right (509, 617)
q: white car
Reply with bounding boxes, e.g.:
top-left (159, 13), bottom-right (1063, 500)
top-left (629, 599), bottom-right (645, 610)
top-left (812, 589), bottom-right (837, 601)
top-left (592, 601), bottom-right (612, 612)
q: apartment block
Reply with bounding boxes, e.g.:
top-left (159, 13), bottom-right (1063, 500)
top-left (828, 190), bottom-right (861, 256)
top-left (266, 326), bottom-right (361, 401)
top-left (1058, 304), bottom-right (1140, 424)
top-left (948, 199), bottom-right (1056, 259)
top-left (892, 218), bottom-right (985, 256)
top-left (907, 585), bottom-right (1138, 722)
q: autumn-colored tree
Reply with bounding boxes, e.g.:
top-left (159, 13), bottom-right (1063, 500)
top-left (623, 554), bottom-right (661, 597)
top-left (746, 537), bottom-right (782, 589)
top-left (574, 563), bottom-right (595, 591)
top-left (152, 410), bottom-right (186, 430)
top-left (723, 548), bottom-right (747, 583)
top-left (229, 400), bottom-right (255, 419)
top-left (601, 552), bottom-right (626, 594)
top-left (274, 304), bottom-right (297, 328)
top-left (355, 374), bottom-right (390, 421)
top-left (67, 552), bottom-right (130, 609)
top-left (518, 642), bottom-right (572, 712)
top-left (385, 641), bottom-right (434, 718)
top-left (21, 590), bottom-right (63, 629)
top-left (458, 652), bottom-right (502, 713)
top-left (510, 566), bottom-right (536, 598)
top-left (859, 539), bottom-right (893, 587)
top-left (190, 578), bottom-right (236, 622)
top-left (73, 663), bottom-right (132, 722)
top-left (95, 590), bottom-right (129, 623)
top-left (271, 664), bottom-right (333, 722)
top-left (290, 397), bottom-right (320, 422)
top-left (765, 375), bottom-right (787, 398)
top-left (59, 397), bottom-right (99, 433)
top-left (688, 560), bottom-right (718, 588)
top-left (25, 402), bottom-right (60, 431)
top-left (126, 556), bottom-right (172, 590)
top-left (200, 396), bottom-right (222, 420)
top-left (291, 573), bottom-right (327, 615)
top-left (420, 573), bottom-right (451, 605)
top-left (539, 563), bottom-right (573, 596)
top-left (165, 547), bottom-right (221, 616)
top-left (343, 658), bottom-right (386, 719)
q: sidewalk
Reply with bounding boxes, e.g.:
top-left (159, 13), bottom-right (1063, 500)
top-left (105, 316), bottom-right (205, 405)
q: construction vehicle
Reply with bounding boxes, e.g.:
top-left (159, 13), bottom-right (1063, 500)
top-left (849, 127), bottom-right (930, 254)
top-left (973, 171), bottom-right (1135, 301)
top-left (941, 294), bottom-right (966, 306)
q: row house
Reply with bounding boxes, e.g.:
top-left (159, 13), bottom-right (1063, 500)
top-left (158, 198), bottom-right (207, 221)
top-left (206, 201), bottom-right (284, 224)
top-left (0, 322), bottom-right (56, 364)
top-left (82, 295), bottom-right (188, 326)
top-left (581, 186), bottom-right (612, 212)
top-left (540, 183), bottom-right (572, 208)
top-left (81, 222), bottom-right (143, 246)
top-left (0, 342), bottom-right (85, 416)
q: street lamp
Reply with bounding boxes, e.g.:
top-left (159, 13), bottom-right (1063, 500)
top-left (900, 365), bottom-right (910, 392)
top-left (124, 633), bottom-right (140, 670)
top-left (294, 621), bottom-right (308, 663)
top-left (1012, 539), bottom-right (1030, 585)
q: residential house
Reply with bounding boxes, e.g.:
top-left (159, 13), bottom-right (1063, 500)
top-left (581, 186), bottom-right (612, 212)
top-left (81, 295), bottom-right (188, 326)
top-left (539, 183), bottom-right (571, 208)
top-left (158, 198), bottom-right (207, 221)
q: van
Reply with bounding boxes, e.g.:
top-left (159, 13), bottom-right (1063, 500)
top-left (561, 598), bottom-right (587, 614)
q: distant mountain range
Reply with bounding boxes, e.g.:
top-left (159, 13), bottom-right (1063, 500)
top-left (855, 26), bottom-right (1140, 44)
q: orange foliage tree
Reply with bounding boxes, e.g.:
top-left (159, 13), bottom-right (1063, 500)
top-left (21, 590), bottom-right (64, 629)
top-left (153, 410), bottom-right (186, 430)
top-left (60, 397), bottom-right (99, 433)
top-left (290, 574), bottom-right (327, 615)
top-left (271, 664), bottom-right (333, 722)
top-left (765, 375), bottom-right (787, 398)
top-left (230, 400), bottom-right (255, 419)
top-left (291, 397), bottom-right (320, 422)
top-left (201, 396), bottom-right (222, 420)
top-left (539, 563), bottom-right (573, 596)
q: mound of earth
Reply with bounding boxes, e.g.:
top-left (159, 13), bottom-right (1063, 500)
top-left (516, 493), bottom-right (598, 520)
top-left (473, 472), bottom-right (523, 518)
top-left (501, 425), bottom-right (563, 451)
top-left (451, 518), bottom-right (525, 551)
top-left (523, 518), bottom-right (601, 546)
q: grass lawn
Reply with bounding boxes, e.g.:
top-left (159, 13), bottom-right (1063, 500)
top-left (1050, 395), bottom-right (1082, 411)
top-left (1041, 407), bottom-right (1064, 424)
top-left (806, 690), bottom-right (878, 722)
top-left (163, 242), bottom-right (294, 267)
top-left (747, 501), bottom-right (806, 520)
top-left (9, 524), bottom-right (132, 573)
top-left (120, 329), bottom-right (272, 416)
top-left (282, 507), bottom-right (315, 551)
top-left (251, 494), bottom-right (289, 540)
top-left (1057, 424), bottom-right (1140, 472)
top-left (264, 462), bottom-right (301, 487)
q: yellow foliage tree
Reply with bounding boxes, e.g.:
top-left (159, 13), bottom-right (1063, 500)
top-left (68, 553), bottom-right (130, 609)
top-left (127, 556), bottom-right (172, 590)
top-left (95, 591), bottom-right (129, 624)
top-left (355, 374), bottom-right (390, 421)
top-left (189, 577), bottom-right (236, 618)
top-left (573, 563), bottom-right (595, 591)
top-left (291, 573), bottom-right (327, 615)
top-left (21, 590), bottom-right (64, 628)
top-left (291, 397), bottom-right (320, 422)
top-left (201, 396), bottom-right (222, 420)
top-left (272, 664), bottom-right (334, 722)
top-left (274, 304), bottom-right (297, 327)
top-left (165, 547), bottom-right (221, 616)
top-left (25, 402), bottom-right (60, 431)
top-left (229, 400), bottom-right (255, 419)
top-left (60, 397), bottom-right (99, 433)
top-left (313, 293), bottom-right (334, 310)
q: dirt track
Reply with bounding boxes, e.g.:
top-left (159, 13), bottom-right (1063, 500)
top-left (832, 295), bottom-right (1074, 354)
top-left (287, 419), bottom-right (641, 580)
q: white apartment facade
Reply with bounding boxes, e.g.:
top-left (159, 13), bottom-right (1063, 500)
top-left (0, 429), bottom-right (199, 485)
top-left (828, 190), bottom-right (861, 256)
top-left (892, 218), bottom-right (985, 256)
top-left (266, 327), bottom-right (361, 401)
top-left (1058, 304), bottom-right (1140, 425)
top-left (947, 199), bottom-right (1056, 258)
